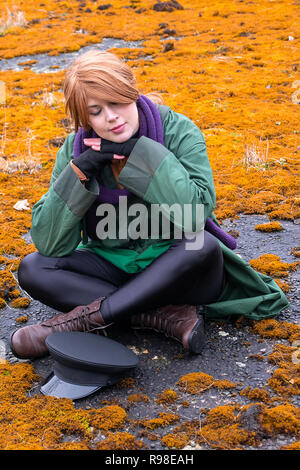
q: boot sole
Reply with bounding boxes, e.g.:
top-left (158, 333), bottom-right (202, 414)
top-left (187, 316), bottom-right (205, 355)
top-left (132, 315), bottom-right (206, 355)
top-left (9, 329), bottom-right (25, 359)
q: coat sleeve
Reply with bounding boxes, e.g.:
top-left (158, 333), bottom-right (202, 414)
top-left (118, 109), bottom-right (216, 232)
top-left (30, 133), bottom-right (99, 257)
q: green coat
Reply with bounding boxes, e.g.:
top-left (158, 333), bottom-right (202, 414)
top-left (31, 105), bottom-right (290, 321)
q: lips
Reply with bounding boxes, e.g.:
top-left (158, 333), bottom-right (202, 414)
top-left (110, 123), bottom-right (125, 132)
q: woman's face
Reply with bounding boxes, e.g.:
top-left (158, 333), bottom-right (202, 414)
top-left (87, 97), bottom-right (139, 142)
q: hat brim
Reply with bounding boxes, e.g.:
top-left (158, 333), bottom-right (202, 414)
top-left (40, 373), bottom-right (102, 400)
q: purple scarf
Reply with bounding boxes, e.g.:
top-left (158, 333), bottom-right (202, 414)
top-left (73, 94), bottom-right (237, 250)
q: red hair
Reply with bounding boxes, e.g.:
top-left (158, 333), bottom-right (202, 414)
top-left (63, 50), bottom-right (140, 132)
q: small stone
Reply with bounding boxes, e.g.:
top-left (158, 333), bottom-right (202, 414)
top-left (163, 42), bottom-right (174, 52)
top-left (162, 28), bottom-right (176, 36)
top-left (153, 1), bottom-right (184, 12)
top-left (48, 136), bottom-right (66, 147)
top-left (13, 199), bottom-right (30, 211)
top-left (97, 4), bottom-right (112, 10)
top-left (219, 331), bottom-right (229, 336)
top-left (238, 403), bottom-right (264, 432)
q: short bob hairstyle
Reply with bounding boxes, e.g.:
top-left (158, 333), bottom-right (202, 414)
top-left (63, 50), bottom-right (140, 132)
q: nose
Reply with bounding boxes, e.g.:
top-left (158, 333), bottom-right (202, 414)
top-left (104, 105), bottom-right (118, 121)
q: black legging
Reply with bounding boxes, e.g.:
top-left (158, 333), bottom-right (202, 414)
top-left (18, 230), bottom-right (225, 323)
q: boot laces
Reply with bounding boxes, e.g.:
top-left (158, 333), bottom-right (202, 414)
top-left (137, 311), bottom-right (185, 340)
top-left (43, 304), bottom-right (112, 334)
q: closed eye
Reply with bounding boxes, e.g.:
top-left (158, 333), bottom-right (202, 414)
top-left (90, 108), bottom-right (101, 116)
top-left (89, 103), bottom-right (118, 116)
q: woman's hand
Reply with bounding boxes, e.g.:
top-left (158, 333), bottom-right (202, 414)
top-left (84, 137), bottom-right (101, 152)
top-left (84, 137), bottom-right (138, 158)
top-left (72, 138), bottom-right (125, 179)
top-left (83, 138), bottom-right (126, 163)
top-left (98, 137), bottom-right (138, 158)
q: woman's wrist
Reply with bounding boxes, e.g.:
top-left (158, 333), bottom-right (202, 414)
top-left (70, 160), bottom-right (89, 184)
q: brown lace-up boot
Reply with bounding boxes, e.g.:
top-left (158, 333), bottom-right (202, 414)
top-left (131, 304), bottom-right (205, 354)
top-left (10, 297), bottom-right (112, 360)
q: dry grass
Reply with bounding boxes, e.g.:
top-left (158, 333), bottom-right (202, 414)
top-left (242, 140), bottom-right (270, 171)
top-left (0, 156), bottom-right (42, 174)
top-left (40, 88), bottom-right (64, 108)
top-left (0, 6), bottom-right (27, 36)
top-left (0, 121), bottom-right (42, 174)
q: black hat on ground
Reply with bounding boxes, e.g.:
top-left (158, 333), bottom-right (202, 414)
top-left (40, 331), bottom-right (139, 400)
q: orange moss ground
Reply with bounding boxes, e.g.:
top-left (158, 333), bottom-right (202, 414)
top-left (281, 441), bottom-right (300, 450)
top-left (240, 386), bottom-right (272, 403)
top-left (161, 402), bottom-right (300, 450)
top-left (254, 221), bottom-right (283, 232)
top-left (128, 393), bottom-right (149, 403)
top-left (176, 372), bottom-right (236, 394)
top-left (252, 318), bottom-right (300, 343)
top-left (0, 361), bottom-right (134, 449)
top-left (267, 343), bottom-right (300, 397)
top-left (291, 247), bottom-right (300, 258)
top-left (136, 412), bottom-right (180, 430)
top-left (260, 403), bottom-right (300, 435)
top-left (155, 389), bottom-right (178, 404)
top-left (251, 321), bottom-right (300, 397)
top-left (249, 254), bottom-right (299, 278)
top-left (273, 279), bottom-right (290, 294)
top-left (1, 359), bottom-right (299, 450)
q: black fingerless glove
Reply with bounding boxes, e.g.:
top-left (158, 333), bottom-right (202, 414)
top-left (100, 138), bottom-right (139, 158)
top-left (72, 148), bottom-right (114, 180)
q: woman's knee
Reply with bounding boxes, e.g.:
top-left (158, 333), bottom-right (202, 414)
top-left (203, 231), bottom-right (223, 261)
top-left (18, 252), bottom-right (52, 291)
top-left (184, 230), bottom-right (223, 269)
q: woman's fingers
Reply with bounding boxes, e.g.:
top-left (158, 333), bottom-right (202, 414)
top-left (84, 138), bottom-right (101, 151)
top-left (84, 138), bottom-right (101, 148)
top-left (84, 138), bottom-right (125, 159)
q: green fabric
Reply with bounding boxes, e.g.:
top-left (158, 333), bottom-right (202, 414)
top-left (204, 240), bottom-right (290, 320)
top-left (79, 239), bottom-right (173, 274)
top-left (117, 136), bottom-right (170, 196)
top-left (54, 163), bottom-right (98, 217)
top-left (118, 109), bottom-right (216, 228)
